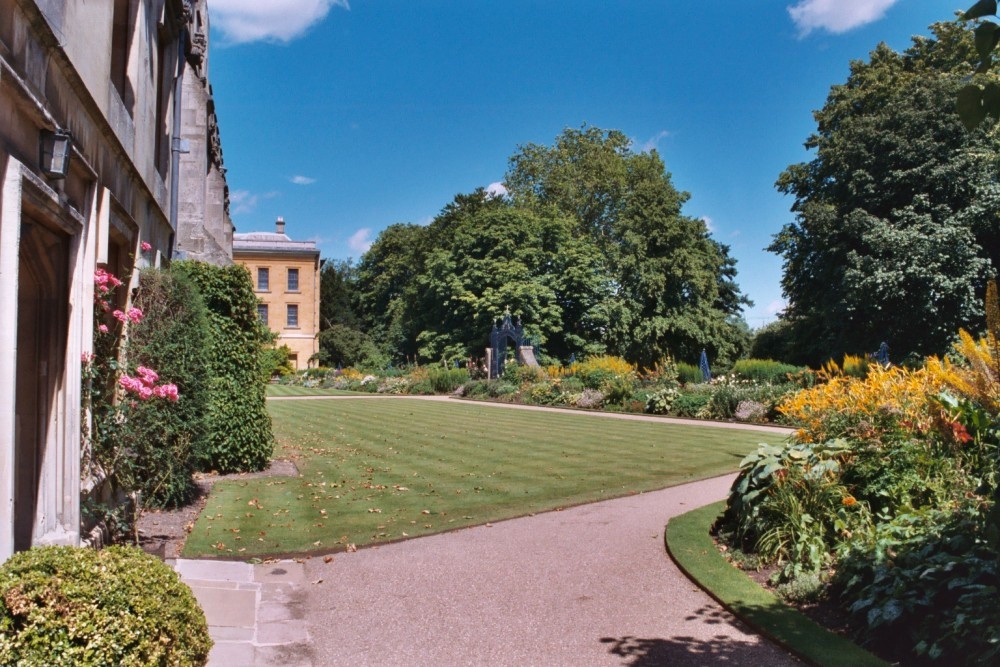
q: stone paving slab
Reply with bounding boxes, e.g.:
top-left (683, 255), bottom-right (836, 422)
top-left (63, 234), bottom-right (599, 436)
top-left (172, 558), bottom-right (313, 666)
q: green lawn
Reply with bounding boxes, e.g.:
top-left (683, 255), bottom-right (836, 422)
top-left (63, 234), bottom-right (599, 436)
top-left (265, 385), bottom-right (357, 397)
top-left (183, 398), bottom-right (788, 558)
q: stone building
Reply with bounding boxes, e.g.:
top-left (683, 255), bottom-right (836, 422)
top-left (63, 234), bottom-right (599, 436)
top-left (233, 218), bottom-right (322, 370)
top-left (0, 0), bottom-right (231, 562)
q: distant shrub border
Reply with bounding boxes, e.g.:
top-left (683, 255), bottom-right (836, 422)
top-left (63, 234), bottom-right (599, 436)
top-left (0, 546), bottom-right (212, 666)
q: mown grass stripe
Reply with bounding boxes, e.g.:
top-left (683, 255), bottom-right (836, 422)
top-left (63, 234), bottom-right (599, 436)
top-left (185, 398), bottom-right (787, 558)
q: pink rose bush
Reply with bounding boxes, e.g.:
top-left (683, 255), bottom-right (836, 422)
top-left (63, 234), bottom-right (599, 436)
top-left (90, 268), bottom-right (179, 404)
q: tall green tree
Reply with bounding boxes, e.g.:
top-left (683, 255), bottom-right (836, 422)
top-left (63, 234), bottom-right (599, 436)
top-left (505, 125), bottom-right (751, 366)
top-left (355, 223), bottom-right (429, 361)
top-left (319, 259), bottom-right (360, 330)
top-left (771, 23), bottom-right (1000, 365)
top-left (413, 191), bottom-right (612, 362)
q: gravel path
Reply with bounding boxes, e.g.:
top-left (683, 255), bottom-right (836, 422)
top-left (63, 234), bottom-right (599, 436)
top-left (299, 473), bottom-right (799, 666)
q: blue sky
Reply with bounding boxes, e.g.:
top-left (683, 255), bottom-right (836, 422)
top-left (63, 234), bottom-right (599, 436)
top-left (207, 0), bottom-right (952, 328)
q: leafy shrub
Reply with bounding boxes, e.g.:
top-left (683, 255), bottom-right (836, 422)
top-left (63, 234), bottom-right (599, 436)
top-left (125, 268), bottom-right (213, 506)
top-left (699, 377), bottom-right (794, 421)
top-left (377, 377), bottom-right (411, 394)
top-left (558, 376), bottom-right (584, 394)
top-left (175, 262), bottom-right (274, 473)
top-left (502, 362), bottom-right (547, 385)
top-left (733, 400), bottom-right (767, 422)
top-left (833, 507), bottom-right (1000, 665)
top-left (408, 379), bottom-right (434, 395)
top-left (0, 546), bottom-right (212, 666)
top-left (843, 438), bottom-right (971, 520)
top-left (260, 344), bottom-right (293, 380)
top-left (460, 380), bottom-right (490, 398)
top-left (603, 375), bottom-right (636, 405)
top-left (676, 362), bottom-right (704, 385)
top-left (731, 359), bottom-right (803, 384)
top-left (720, 440), bottom-right (870, 581)
top-left (927, 329), bottom-right (1000, 416)
top-left (822, 354), bottom-right (870, 380)
top-left (527, 380), bottom-right (564, 405)
top-left (575, 388), bottom-right (605, 409)
top-left (774, 572), bottom-right (826, 604)
top-left (488, 382), bottom-right (519, 398)
top-left (670, 389), bottom-right (712, 417)
top-left (428, 367), bottom-right (469, 393)
top-left (778, 365), bottom-right (942, 444)
top-left (645, 387), bottom-right (679, 415)
top-left (569, 355), bottom-right (635, 390)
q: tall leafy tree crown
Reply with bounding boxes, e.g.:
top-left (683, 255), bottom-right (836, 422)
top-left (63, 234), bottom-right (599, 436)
top-left (355, 126), bottom-right (752, 367)
top-left (771, 22), bottom-right (1000, 365)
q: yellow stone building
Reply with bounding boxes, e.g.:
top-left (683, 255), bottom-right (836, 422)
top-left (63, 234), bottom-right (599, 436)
top-left (233, 218), bottom-right (321, 370)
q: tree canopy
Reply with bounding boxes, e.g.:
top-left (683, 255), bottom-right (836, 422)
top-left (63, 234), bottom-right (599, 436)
top-left (770, 22), bottom-right (1000, 365)
top-left (351, 126), bottom-right (751, 368)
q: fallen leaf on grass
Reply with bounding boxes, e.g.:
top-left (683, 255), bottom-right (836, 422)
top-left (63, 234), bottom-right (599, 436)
top-left (346, 544), bottom-right (358, 553)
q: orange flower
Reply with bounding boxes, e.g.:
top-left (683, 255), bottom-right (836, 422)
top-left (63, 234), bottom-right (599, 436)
top-left (842, 495), bottom-right (857, 507)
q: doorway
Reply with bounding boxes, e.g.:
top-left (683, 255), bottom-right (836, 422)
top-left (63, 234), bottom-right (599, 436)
top-left (14, 216), bottom-right (70, 551)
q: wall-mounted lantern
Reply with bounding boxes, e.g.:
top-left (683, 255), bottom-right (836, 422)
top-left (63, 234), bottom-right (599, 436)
top-left (39, 129), bottom-right (72, 179)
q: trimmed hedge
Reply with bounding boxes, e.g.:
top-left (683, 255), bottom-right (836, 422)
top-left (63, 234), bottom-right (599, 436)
top-left (126, 268), bottom-right (213, 506)
top-left (174, 261), bottom-right (273, 473)
top-left (0, 546), bottom-right (212, 666)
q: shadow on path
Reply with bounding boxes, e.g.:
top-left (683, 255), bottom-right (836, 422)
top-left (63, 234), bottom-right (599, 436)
top-left (601, 633), bottom-right (788, 666)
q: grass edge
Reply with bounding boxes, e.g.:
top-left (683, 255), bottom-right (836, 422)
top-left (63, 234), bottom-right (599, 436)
top-left (664, 501), bottom-right (887, 667)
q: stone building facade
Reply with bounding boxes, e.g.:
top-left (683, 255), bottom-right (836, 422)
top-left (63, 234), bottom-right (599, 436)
top-left (233, 218), bottom-right (322, 370)
top-left (0, 0), bottom-right (231, 562)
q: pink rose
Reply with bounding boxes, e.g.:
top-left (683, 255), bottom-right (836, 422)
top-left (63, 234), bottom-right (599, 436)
top-left (112, 310), bottom-right (126, 323)
top-left (127, 307), bottom-right (143, 323)
top-left (98, 324), bottom-right (109, 334)
top-left (141, 241), bottom-right (153, 252)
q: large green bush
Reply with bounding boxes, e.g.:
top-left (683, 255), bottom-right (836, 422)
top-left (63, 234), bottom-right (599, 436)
top-left (0, 546), bottom-right (212, 666)
top-left (174, 261), bottom-right (273, 473)
top-left (126, 268), bottom-right (213, 506)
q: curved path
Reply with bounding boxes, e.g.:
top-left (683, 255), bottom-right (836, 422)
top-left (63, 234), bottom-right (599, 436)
top-left (295, 473), bottom-right (797, 666)
top-left (184, 397), bottom-right (799, 666)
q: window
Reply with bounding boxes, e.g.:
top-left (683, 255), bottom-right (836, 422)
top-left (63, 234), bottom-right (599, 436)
top-left (257, 267), bottom-right (269, 291)
top-left (110, 0), bottom-right (135, 114)
top-left (286, 304), bottom-right (299, 328)
top-left (287, 268), bottom-right (299, 292)
top-left (257, 304), bottom-right (268, 325)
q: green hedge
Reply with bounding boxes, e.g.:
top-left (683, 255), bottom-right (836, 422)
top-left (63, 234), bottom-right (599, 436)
top-left (126, 268), bottom-right (212, 506)
top-left (175, 261), bottom-right (273, 473)
top-left (0, 546), bottom-right (212, 666)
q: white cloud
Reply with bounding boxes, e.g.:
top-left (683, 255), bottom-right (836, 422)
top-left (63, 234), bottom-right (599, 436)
top-left (640, 130), bottom-right (671, 153)
top-left (701, 216), bottom-right (716, 233)
top-left (485, 182), bottom-right (508, 198)
top-left (210, 0), bottom-right (350, 45)
top-left (766, 299), bottom-right (787, 316)
top-left (788, 0), bottom-right (899, 37)
top-left (229, 189), bottom-right (278, 215)
top-left (290, 175), bottom-right (317, 185)
top-left (348, 228), bottom-right (373, 254)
